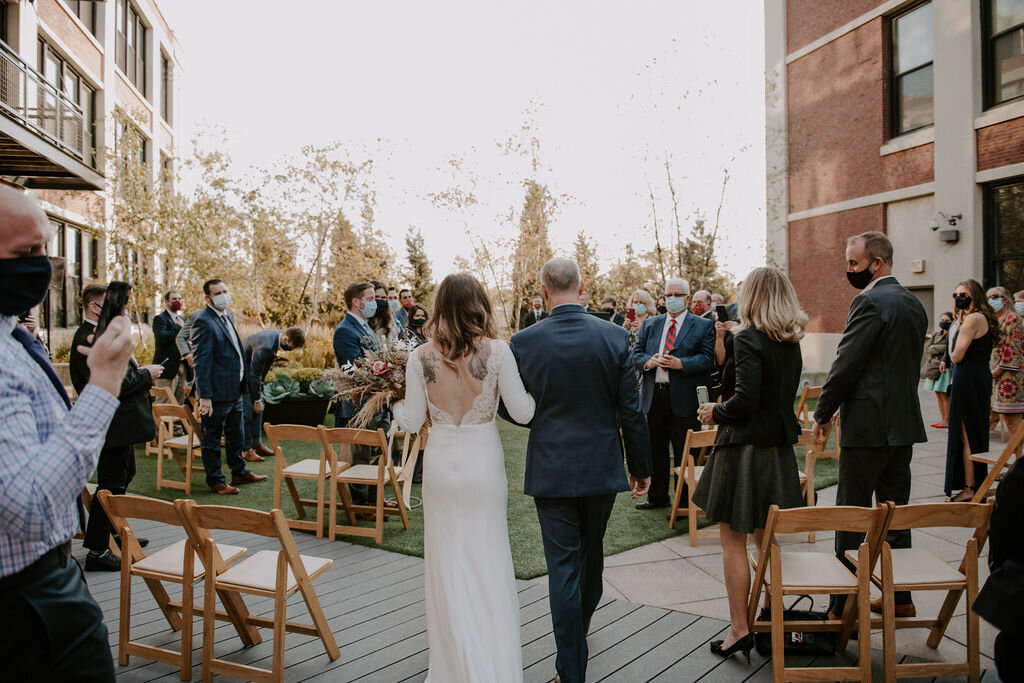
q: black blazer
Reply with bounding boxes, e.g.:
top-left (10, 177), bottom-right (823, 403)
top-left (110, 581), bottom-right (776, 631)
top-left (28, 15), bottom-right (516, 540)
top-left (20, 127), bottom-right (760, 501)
top-left (152, 309), bottom-right (183, 379)
top-left (524, 309), bottom-right (548, 327)
top-left (712, 327), bottom-right (802, 447)
top-left (69, 321), bottom-right (154, 447)
top-left (500, 305), bottom-right (652, 498)
top-left (814, 277), bottom-right (928, 448)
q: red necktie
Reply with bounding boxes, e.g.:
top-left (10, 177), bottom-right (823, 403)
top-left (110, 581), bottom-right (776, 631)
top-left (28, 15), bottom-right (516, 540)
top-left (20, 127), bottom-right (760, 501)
top-left (662, 318), bottom-right (677, 354)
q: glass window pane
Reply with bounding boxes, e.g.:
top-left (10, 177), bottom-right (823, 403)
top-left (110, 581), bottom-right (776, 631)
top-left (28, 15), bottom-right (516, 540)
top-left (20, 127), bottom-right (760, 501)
top-left (996, 181), bottom-right (1024, 250)
top-left (897, 64), bottom-right (934, 132)
top-left (895, 3), bottom-right (934, 74)
top-left (993, 0), bottom-right (1024, 34)
top-left (994, 29), bottom-right (1024, 102)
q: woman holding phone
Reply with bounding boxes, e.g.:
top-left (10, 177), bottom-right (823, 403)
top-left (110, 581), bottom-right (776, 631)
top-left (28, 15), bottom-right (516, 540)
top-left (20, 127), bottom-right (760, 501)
top-left (692, 267), bottom-right (807, 662)
top-left (625, 290), bottom-right (656, 383)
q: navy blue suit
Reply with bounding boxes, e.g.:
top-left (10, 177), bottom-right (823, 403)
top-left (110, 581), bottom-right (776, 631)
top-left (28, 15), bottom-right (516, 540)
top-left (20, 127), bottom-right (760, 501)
top-left (501, 304), bottom-right (651, 683)
top-left (152, 310), bottom-right (183, 379)
top-left (632, 312), bottom-right (715, 506)
top-left (191, 306), bottom-right (252, 486)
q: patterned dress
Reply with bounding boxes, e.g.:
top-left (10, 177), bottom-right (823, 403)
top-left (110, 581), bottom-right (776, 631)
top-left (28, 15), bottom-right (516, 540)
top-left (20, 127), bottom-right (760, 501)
top-left (993, 311), bottom-right (1024, 414)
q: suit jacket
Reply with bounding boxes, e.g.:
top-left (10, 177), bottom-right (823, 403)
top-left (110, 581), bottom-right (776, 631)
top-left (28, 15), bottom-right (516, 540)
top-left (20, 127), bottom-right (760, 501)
top-left (814, 277), bottom-right (928, 448)
top-left (633, 312), bottom-right (715, 417)
top-left (501, 305), bottom-right (652, 498)
top-left (712, 327), bottom-right (802, 447)
top-left (609, 313), bottom-right (625, 327)
top-left (243, 329), bottom-right (280, 400)
top-left (332, 313), bottom-right (379, 419)
top-left (69, 321), bottom-right (155, 446)
top-left (152, 309), bottom-right (183, 379)
top-left (191, 306), bottom-right (250, 403)
top-left (524, 309), bottom-right (549, 328)
top-left (395, 307), bottom-right (409, 328)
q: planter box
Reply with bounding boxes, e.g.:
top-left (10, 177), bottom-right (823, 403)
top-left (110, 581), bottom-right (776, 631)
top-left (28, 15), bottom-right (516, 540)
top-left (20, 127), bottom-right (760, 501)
top-left (262, 396), bottom-right (331, 427)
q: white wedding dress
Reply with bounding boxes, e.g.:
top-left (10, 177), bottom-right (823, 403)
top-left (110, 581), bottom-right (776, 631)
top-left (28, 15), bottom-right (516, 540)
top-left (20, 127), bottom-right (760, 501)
top-left (396, 338), bottom-right (535, 683)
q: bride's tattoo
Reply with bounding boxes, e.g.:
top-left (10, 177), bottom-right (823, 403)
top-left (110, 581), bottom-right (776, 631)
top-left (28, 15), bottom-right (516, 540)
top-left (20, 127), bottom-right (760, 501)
top-left (468, 353), bottom-right (488, 380)
top-left (421, 352), bottom-right (438, 383)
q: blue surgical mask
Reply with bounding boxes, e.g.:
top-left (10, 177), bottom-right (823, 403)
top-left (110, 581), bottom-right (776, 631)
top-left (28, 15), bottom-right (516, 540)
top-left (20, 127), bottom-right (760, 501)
top-left (361, 299), bottom-right (377, 319)
top-left (665, 296), bottom-right (687, 314)
top-left (279, 340), bottom-right (291, 351)
top-left (989, 297), bottom-right (1004, 312)
top-left (633, 304), bottom-right (647, 316)
top-left (1016, 302), bottom-right (1024, 317)
top-left (389, 299), bottom-right (400, 312)
top-left (211, 292), bottom-right (231, 311)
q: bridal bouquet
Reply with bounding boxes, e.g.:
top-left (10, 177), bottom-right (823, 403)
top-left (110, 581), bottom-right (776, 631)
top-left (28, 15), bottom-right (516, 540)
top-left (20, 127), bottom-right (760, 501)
top-left (323, 338), bottom-right (417, 429)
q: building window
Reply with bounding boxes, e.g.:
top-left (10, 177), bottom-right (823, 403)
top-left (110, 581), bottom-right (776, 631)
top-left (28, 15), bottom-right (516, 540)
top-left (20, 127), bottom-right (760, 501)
top-left (160, 153), bottom-right (173, 189)
top-left (985, 0), bottom-right (1024, 107)
top-left (160, 53), bottom-right (173, 124)
top-left (63, 1), bottom-right (97, 36)
top-left (115, 0), bottom-right (147, 96)
top-left (43, 219), bottom-right (91, 329)
top-left (1, 2), bottom-right (7, 44)
top-left (37, 38), bottom-right (98, 167)
top-left (985, 178), bottom-right (1024, 295)
top-left (889, 2), bottom-right (934, 136)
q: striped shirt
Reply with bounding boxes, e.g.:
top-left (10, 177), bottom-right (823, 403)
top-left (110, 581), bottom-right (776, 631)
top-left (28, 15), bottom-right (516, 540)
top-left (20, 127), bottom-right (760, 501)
top-left (0, 314), bottom-right (118, 577)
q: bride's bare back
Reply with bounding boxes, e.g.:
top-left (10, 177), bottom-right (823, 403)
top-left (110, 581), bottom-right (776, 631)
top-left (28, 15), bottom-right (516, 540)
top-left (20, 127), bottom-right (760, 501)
top-left (416, 340), bottom-right (494, 426)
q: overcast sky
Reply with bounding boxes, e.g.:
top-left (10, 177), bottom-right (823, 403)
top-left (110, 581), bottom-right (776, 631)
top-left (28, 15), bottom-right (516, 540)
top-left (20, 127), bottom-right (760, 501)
top-left (162, 1), bottom-right (768, 284)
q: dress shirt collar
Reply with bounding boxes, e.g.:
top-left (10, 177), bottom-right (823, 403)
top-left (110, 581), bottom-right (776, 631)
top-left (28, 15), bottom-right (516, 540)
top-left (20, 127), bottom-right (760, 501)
top-left (551, 303), bottom-right (584, 313)
top-left (861, 274), bottom-right (896, 293)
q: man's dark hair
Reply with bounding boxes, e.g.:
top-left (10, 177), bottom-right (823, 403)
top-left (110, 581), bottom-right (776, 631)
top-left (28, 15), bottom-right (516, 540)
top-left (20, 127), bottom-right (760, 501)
top-left (370, 280), bottom-right (386, 293)
top-left (601, 295), bottom-right (617, 307)
top-left (202, 279), bottom-right (224, 295)
top-left (82, 283), bottom-right (107, 309)
top-left (400, 288), bottom-right (413, 298)
top-left (344, 281), bottom-right (373, 310)
top-left (163, 289), bottom-right (181, 301)
top-left (282, 326), bottom-right (306, 348)
top-left (848, 231), bottom-right (893, 265)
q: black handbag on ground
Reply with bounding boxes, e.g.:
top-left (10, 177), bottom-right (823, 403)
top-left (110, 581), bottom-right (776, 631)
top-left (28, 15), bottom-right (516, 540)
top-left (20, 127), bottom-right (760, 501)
top-left (754, 594), bottom-right (839, 657)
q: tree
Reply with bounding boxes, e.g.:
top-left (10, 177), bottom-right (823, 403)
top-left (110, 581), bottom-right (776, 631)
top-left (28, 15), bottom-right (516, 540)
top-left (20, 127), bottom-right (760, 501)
top-left (405, 227), bottom-right (435, 307)
top-left (605, 244), bottom-right (657, 311)
top-left (510, 179), bottom-right (555, 330)
top-left (573, 231), bottom-right (604, 300)
top-left (674, 172), bottom-right (734, 296)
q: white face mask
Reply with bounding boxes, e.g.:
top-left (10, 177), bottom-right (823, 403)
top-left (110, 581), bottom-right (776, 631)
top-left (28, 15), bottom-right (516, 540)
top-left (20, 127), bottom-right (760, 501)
top-left (211, 292), bottom-right (231, 311)
top-left (665, 296), bottom-right (687, 314)
top-left (1016, 302), bottom-right (1024, 317)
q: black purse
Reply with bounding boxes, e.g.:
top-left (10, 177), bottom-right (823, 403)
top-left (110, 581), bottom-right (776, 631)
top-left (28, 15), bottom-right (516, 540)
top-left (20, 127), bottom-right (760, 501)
top-left (754, 594), bottom-right (839, 657)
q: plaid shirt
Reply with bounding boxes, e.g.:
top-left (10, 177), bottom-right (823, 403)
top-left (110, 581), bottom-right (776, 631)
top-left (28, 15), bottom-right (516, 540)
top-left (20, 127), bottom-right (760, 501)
top-left (0, 314), bottom-right (118, 577)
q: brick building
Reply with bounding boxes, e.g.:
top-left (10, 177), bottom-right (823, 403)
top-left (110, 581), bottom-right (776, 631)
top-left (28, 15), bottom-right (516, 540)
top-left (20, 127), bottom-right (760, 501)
top-left (765, 0), bottom-right (1024, 373)
top-left (0, 0), bottom-right (182, 341)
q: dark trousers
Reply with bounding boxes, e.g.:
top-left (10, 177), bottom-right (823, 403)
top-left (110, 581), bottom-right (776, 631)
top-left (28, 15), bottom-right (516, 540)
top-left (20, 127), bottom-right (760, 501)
top-left (535, 494), bottom-right (616, 683)
top-left (831, 445), bottom-right (914, 613)
top-left (646, 385), bottom-right (700, 506)
top-left (0, 552), bottom-right (115, 681)
top-left (334, 409), bottom-right (391, 505)
top-left (83, 443), bottom-right (136, 552)
top-left (201, 395), bottom-right (250, 486)
top-left (995, 630), bottom-right (1024, 682)
top-left (241, 395), bottom-right (264, 450)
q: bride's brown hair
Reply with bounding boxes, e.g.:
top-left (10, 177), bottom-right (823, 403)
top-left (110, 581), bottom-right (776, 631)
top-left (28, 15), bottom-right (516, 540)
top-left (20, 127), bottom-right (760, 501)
top-left (426, 273), bottom-right (496, 361)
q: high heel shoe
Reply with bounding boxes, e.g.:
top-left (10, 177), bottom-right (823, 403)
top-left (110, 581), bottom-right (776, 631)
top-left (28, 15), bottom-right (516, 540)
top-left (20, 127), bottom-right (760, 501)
top-left (710, 633), bottom-right (754, 663)
top-left (947, 486), bottom-right (975, 502)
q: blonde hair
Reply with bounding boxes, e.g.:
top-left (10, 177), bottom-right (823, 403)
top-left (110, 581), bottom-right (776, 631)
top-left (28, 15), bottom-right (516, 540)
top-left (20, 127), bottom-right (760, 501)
top-left (736, 267), bottom-right (808, 343)
top-left (629, 289), bottom-right (656, 311)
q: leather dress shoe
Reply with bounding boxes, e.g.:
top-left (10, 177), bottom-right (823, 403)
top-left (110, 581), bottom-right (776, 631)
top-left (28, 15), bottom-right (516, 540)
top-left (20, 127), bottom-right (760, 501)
top-left (231, 472), bottom-right (268, 486)
top-left (114, 535), bottom-right (148, 549)
top-left (242, 449), bottom-right (265, 463)
top-left (253, 444), bottom-right (275, 457)
top-left (210, 482), bottom-right (240, 495)
top-left (635, 501), bottom-right (669, 510)
top-left (356, 512), bottom-right (389, 522)
top-left (85, 550), bottom-right (121, 572)
top-left (870, 597), bottom-right (916, 617)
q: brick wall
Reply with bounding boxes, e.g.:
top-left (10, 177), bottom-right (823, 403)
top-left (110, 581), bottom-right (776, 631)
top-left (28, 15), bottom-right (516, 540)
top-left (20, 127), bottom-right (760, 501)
top-left (787, 0), bottom-right (888, 54)
top-left (882, 142), bottom-right (934, 190)
top-left (37, 0), bottom-right (102, 78)
top-left (977, 118), bottom-right (1024, 171)
top-left (36, 190), bottom-right (99, 222)
top-left (788, 205), bottom-right (885, 334)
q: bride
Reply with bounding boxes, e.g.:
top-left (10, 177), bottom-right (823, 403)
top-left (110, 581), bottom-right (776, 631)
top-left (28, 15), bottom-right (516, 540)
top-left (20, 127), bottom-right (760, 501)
top-left (394, 273), bottom-right (535, 682)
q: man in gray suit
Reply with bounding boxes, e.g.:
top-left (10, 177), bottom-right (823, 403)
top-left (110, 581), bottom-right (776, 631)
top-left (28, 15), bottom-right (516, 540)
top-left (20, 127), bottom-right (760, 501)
top-left (813, 231), bottom-right (927, 617)
top-left (241, 326), bottom-right (305, 461)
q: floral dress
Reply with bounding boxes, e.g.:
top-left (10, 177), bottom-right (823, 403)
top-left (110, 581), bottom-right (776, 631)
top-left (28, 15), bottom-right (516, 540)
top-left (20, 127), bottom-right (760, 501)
top-left (993, 311), bottom-right (1024, 414)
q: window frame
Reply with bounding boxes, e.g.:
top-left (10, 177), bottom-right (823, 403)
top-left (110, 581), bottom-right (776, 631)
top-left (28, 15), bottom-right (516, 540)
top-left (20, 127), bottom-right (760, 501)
top-left (36, 37), bottom-right (98, 168)
top-left (160, 52), bottom-right (173, 124)
top-left (984, 176), bottom-right (1024, 293)
top-left (115, 0), bottom-right (148, 97)
top-left (888, 1), bottom-right (935, 138)
top-left (983, 0), bottom-right (1024, 108)
top-left (62, 1), bottom-right (97, 36)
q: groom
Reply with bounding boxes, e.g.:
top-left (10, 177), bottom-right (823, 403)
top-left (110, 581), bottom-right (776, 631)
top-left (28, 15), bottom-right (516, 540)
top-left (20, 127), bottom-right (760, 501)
top-left (501, 257), bottom-right (652, 683)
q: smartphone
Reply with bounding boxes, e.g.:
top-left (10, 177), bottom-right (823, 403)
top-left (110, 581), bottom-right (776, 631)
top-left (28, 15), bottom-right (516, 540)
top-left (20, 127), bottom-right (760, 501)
top-left (94, 281), bottom-right (131, 341)
top-left (626, 308), bottom-right (636, 323)
top-left (715, 305), bottom-right (729, 322)
top-left (696, 385), bottom-right (710, 406)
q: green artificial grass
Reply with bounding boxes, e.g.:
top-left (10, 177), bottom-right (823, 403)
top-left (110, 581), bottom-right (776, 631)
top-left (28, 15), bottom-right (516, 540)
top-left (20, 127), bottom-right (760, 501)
top-left (121, 406), bottom-right (840, 580)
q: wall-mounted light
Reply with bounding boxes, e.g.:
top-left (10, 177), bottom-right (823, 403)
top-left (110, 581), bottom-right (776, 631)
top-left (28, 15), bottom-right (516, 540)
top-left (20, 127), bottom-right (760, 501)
top-left (929, 211), bottom-right (962, 230)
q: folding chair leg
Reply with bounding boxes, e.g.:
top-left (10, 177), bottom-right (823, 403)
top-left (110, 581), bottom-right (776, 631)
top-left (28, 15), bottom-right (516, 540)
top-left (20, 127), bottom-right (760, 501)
top-left (668, 469), bottom-right (685, 529)
top-left (285, 479), bottom-right (305, 520)
top-left (216, 589), bottom-right (262, 646)
top-left (806, 453), bottom-right (817, 543)
top-left (927, 588), bottom-right (962, 648)
top-left (145, 577), bottom-right (183, 631)
top-left (769, 549), bottom-right (785, 683)
top-left (857, 548), bottom-right (873, 683)
top-left (688, 489), bottom-right (699, 547)
top-left (881, 545), bottom-right (897, 683)
top-left (297, 579), bottom-right (340, 660)
top-left (374, 483), bottom-right (385, 544)
top-left (118, 555), bottom-right (132, 666)
top-left (966, 540), bottom-right (980, 683)
top-left (272, 586), bottom-right (286, 683)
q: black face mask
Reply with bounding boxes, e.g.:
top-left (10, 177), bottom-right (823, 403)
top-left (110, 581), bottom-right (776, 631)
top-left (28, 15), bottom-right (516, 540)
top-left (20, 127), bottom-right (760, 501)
top-left (374, 298), bottom-right (387, 317)
top-left (938, 320), bottom-right (951, 331)
top-left (0, 255), bottom-right (52, 316)
top-left (846, 263), bottom-right (874, 290)
top-left (954, 294), bottom-right (972, 310)
top-left (410, 317), bottom-right (425, 328)
top-left (657, 305), bottom-right (667, 315)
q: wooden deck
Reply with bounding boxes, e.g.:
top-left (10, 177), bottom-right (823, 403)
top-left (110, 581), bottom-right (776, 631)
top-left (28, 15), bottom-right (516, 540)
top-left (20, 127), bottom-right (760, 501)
top-left (83, 518), bottom-right (1002, 682)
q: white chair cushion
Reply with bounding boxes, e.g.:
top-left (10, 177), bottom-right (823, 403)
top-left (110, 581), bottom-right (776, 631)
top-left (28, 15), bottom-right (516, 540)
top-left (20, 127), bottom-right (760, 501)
top-left (165, 435), bottom-right (197, 449)
top-left (766, 551), bottom-right (858, 589)
top-left (335, 464), bottom-right (383, 482)
top-left (132, 538), bottom-right (246, 578)
top-left (845, 548), bottom-right (965, 585)
top-left (282, 458), bottom-right (329, 477)
top-left (217, 550), bottom-right (332, 592)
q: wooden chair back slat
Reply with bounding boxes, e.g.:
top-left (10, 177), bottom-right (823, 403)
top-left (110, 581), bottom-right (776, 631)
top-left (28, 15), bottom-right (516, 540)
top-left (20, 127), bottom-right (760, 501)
top-left (317, 426), bottom-right (390, 452)
top-left (768, 504), bottom-right (890, 536)
top-left (887, 502), bottom-right (992, 532)
top-left (184, 502), bottom-right (278, 538)
top-left (263, 423), bottom-right (321, 445)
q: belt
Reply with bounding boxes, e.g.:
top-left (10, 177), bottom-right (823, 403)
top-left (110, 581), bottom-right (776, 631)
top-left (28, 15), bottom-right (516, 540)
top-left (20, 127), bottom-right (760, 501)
top-left (0, 541), bottom-right (72, 590)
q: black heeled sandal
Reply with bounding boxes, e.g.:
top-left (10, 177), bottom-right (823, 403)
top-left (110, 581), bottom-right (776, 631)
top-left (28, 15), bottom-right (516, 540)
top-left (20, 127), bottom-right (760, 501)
top-left (710, 633), bottom-right (754, 663)
top-left (947, 486), bottom-right (975, 502)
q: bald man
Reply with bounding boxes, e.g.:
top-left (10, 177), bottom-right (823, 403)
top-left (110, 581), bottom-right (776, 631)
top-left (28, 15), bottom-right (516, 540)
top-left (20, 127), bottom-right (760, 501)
top-left (0, 184), bottom-right (135, 681)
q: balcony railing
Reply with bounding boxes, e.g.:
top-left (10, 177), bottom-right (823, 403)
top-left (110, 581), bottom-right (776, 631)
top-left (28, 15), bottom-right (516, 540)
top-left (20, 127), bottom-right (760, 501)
top-left (0, 39), bottom-right (85, 162)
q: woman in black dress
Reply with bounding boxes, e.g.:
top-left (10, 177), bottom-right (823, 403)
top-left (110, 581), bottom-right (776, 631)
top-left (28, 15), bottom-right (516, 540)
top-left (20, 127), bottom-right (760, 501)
top-left (944, 279), bottom-right (999, 501)
top-left (692, 267), bottom-right (807, 661)
top-left (398, 304), bottom-right (429, 347)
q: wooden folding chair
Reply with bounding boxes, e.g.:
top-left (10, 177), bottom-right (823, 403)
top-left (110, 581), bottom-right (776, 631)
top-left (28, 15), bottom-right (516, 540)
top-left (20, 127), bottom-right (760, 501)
top-left (667, 427), bottom-right (716, 546)
top-left (844, 502), bottom-right (993, 683)
top-left (318, 425), bottom-right (410, 544)
top-left (748, 503), bottom-right (893, 683)
top-left (96, 491), bottom-right (256, 679)
top-left (969, 415), bottom-right (1024, 501)
top-left (795, 428), bottom-right (824, 542)
top-left (175, 500), bottom-right (340, 683)
top-left (264, 423), bottom-right (332, 538)
top-left (153, 403), bottom-right (202, 495)
top-left (794, 384), bottom-right (819, 428)
top-left (146, 386), bottom-right (179, 458)
top-left (391, 429), bottom-right (426, 509)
